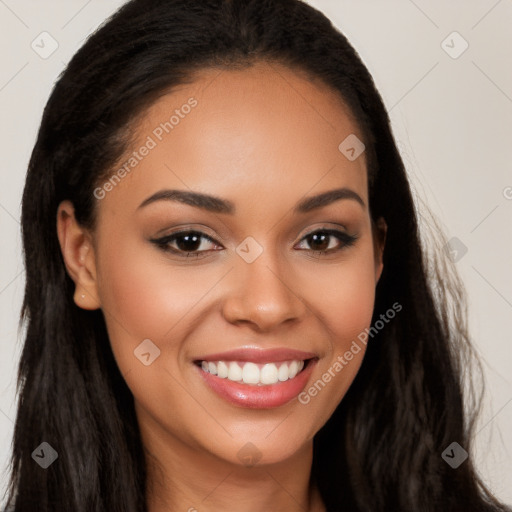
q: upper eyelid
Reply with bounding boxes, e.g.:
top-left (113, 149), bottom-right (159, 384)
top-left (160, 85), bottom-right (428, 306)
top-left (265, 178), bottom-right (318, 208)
top-left (153, 226), bottom-right (353, 248)
top-left (149, 215), bottom-right (354, 241)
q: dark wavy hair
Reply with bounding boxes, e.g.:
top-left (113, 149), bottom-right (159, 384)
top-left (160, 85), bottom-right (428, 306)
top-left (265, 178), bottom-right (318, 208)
top-left (4, 0), bottom-right (511, 510)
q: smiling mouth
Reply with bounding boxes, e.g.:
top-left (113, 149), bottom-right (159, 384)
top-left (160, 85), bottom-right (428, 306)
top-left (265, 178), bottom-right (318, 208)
top-left (194, 358), bottom-right (313, 386)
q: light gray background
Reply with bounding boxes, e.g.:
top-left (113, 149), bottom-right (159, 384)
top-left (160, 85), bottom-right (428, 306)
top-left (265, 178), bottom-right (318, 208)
top-left (0, 0), bottom-right (511, 504)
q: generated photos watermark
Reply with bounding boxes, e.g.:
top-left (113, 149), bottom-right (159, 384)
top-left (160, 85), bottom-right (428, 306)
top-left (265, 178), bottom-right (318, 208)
top-left (93, 97), bottom-right (198, 200)
top-left (298, 301), bottom-right (402, 404)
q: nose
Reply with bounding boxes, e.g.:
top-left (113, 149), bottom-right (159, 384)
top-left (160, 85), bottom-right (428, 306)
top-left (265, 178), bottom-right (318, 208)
top-left (221, 246), bottom-right (307, 332)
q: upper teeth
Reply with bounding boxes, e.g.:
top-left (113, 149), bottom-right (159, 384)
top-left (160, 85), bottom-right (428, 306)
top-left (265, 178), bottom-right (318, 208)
top-left (200, 360), bottom-right (305, 385)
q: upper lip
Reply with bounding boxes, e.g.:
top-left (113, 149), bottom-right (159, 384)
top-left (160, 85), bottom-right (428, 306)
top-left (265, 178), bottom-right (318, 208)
top-left (194, 347), bottom-right (317, 363)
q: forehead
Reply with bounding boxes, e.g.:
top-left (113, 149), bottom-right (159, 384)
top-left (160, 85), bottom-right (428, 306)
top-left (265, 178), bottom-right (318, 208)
top-left (97, 61), bottom-right (368, 216)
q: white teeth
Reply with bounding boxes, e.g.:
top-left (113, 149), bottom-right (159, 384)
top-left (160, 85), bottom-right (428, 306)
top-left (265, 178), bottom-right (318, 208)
top-left (242, 362), bottom-right (259, 384)
top-left (260, 363), bottom-right (278, 385)
top-left (278, 363), bottom-right (289, 382)
top-left (288, 360), bottom-right (299, 379)
top-left (199, 359), bottom-right (306, 385)
top-left (217, 361), bottom-right (229, 378)
top-left (228, 361), bottom-right (243, 381)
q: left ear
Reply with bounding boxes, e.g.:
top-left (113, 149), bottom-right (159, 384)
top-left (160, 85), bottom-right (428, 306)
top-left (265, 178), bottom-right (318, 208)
top-left (372, 216), bottom-right (387, 284)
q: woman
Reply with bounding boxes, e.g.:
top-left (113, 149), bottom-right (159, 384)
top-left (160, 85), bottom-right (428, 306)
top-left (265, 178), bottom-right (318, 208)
top-left (5, 0), bottom-right (511, 510)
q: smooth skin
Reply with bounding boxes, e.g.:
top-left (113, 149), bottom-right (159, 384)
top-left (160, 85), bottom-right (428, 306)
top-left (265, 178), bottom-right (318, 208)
top-left (57, 61), bottom-right (387, 512)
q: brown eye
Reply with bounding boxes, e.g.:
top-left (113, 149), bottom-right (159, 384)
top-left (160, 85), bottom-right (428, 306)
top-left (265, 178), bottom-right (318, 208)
top-left (150, 230), bottom-right (221, 257)
top-left (296, 229), bottom-right (358, 255)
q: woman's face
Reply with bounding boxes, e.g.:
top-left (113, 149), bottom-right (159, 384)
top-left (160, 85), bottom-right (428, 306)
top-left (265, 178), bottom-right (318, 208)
top-left (66, 61), bottom-right (386, 467)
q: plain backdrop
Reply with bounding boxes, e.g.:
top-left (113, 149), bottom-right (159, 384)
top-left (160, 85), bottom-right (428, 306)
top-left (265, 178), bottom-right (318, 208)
top-left (0, 0), bottom-right (511, 504)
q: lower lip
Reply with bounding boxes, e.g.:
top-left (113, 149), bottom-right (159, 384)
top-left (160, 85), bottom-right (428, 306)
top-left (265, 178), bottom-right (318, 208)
top-left (195, 359), bottom-right (317, 409)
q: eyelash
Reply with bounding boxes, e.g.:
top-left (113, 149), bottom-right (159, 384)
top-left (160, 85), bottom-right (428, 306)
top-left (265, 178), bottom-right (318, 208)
top-left (150, 228), bottom-right (358, 258)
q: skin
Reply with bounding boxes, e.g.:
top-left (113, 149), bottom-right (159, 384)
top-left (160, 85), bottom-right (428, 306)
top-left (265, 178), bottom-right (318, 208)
top-left (57, 61), bottom-right (387, 512)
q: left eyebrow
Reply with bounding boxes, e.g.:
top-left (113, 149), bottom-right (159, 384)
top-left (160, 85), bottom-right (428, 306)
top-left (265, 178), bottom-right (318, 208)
top-left (137, 186), bottom-right (365, 214)
top-left (294, 187), bottom-right (365, 213)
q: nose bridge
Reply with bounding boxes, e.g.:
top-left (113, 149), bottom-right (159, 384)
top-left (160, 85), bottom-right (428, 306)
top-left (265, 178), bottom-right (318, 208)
top-left (222, 236), bottom-right (305, 329)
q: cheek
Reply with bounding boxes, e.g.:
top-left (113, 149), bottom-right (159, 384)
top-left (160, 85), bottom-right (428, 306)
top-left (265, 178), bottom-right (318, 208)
top-left (312, 251), bottom-right (377, 348)
top-left (306, 251), bottom-right (376, 390)
top-left (93, 231), bottom-right (214, 371)
top-left (298, 256), bottom-right (376, 407)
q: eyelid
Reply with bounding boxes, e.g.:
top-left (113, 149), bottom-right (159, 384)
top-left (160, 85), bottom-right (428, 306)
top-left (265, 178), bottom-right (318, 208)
top-left (149, 228), bottom-right (222, 254)
top-left (149, 224), bottom-right (358, 259)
